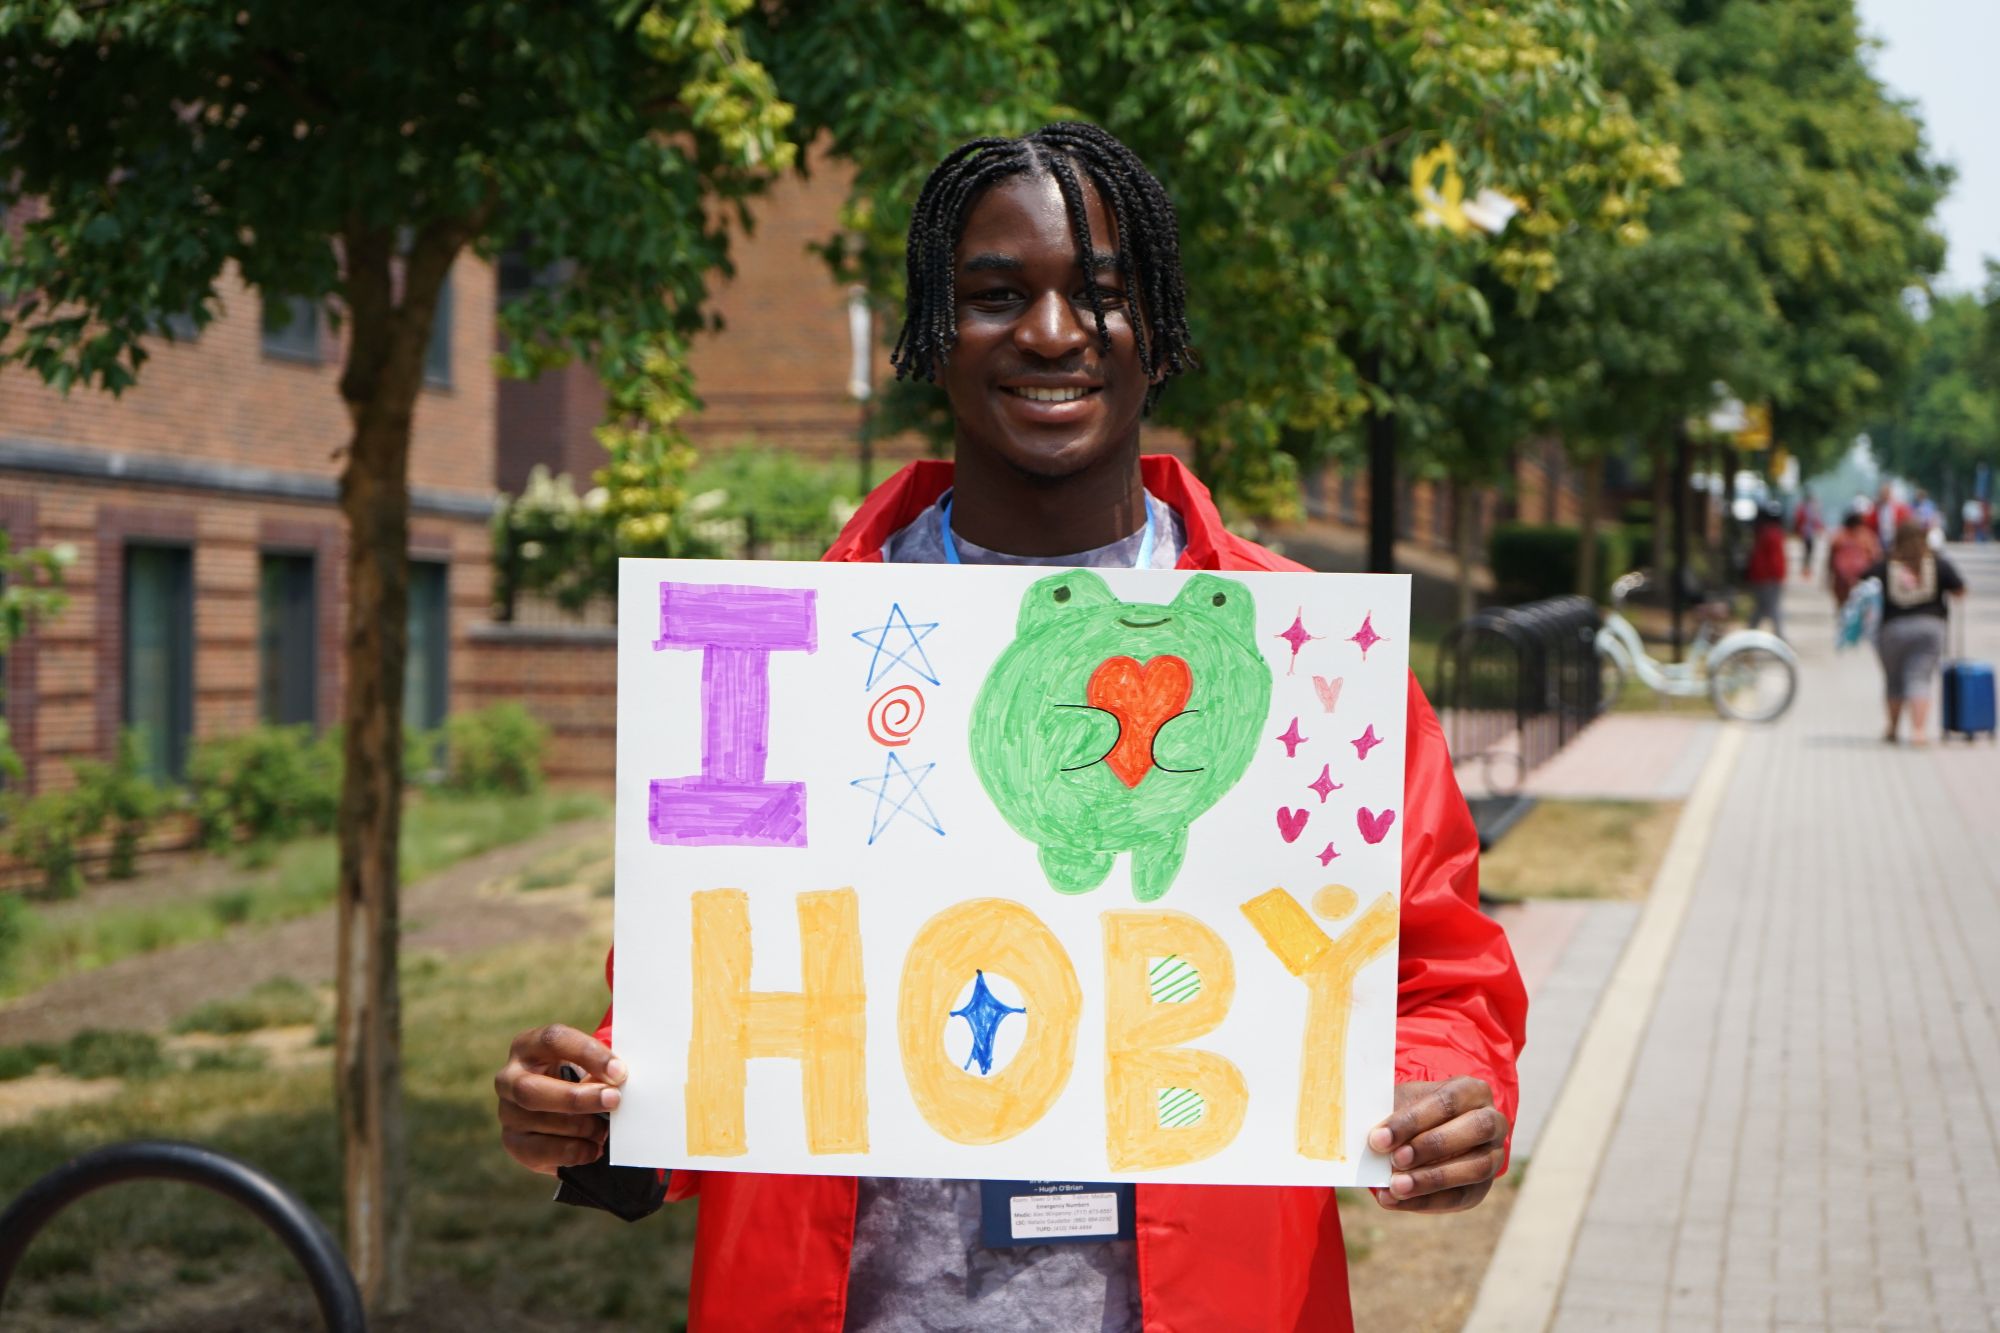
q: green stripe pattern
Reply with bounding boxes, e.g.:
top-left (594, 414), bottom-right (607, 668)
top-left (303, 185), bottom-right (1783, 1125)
top-left (1148, 954), bottom-right (1202, 1004)
top-left (1157, 1087), bottom-right (1206, 1128)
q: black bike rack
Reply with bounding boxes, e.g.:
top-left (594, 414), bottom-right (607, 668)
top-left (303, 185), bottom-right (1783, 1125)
top-left (1435, 594), bottom-right (1607, 849)
top-left (0, 1139), bottom-right (365, 1331)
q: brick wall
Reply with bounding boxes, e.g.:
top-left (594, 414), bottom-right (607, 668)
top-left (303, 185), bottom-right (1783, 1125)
top-left (5, 476), bottom-right (488, 794)
top-left (0, 252), bottom-right (498, 795)
top-left (461, 625), bottom-right (616, 789)
top-left (0, 254), bottom-right (496, 501)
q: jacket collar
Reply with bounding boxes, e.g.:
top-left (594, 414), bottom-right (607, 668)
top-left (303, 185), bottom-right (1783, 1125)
top-left (822, 454), bottom-right (1231, 568)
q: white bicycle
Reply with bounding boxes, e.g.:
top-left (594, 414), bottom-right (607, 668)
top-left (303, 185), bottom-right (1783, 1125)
top-left (1595, 572), bottom-right (1800, 723)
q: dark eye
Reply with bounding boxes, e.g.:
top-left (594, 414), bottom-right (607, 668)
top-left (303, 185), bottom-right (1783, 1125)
top-left (1211, 593), bottom-right (1226, 607)
top-left (1054, 586), bottom-right (1071, 603)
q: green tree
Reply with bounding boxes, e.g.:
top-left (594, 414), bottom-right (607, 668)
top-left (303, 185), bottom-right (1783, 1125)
top-left (758, 0), bottom-right (1672, 550)
top-left (1867, 292), bottom-right (1999, 511)
top-left (0, 1), bottom-right (793, 1309)
top-left (0, 534), bottom-right (71, 782)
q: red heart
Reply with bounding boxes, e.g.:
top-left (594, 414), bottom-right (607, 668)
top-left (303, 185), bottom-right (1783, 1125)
top-left (1357, 806), bottom-right (1397, 845)
top-left (1087, 655), bottom-right (1193, 788)
top-left (1276, 807), bottom-right (1310, 842)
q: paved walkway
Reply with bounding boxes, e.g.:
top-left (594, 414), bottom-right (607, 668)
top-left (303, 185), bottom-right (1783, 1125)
top-left (1535, 546), bottom-right (2000, 1330)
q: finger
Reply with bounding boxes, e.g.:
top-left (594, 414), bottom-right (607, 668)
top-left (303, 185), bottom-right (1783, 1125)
top-left (1388, 1146), bottom-right (1505, 1201)
top-left (1377, 1181), bottom-right (1490, 1214)
top-left (505, 1070), bottom-right (623, 1115)
top-left (1369, 1078), bottom-right (1490, 1154)
top-left (1392, 1104), bottom-right (1510, 1170)
top-left (510, 1024), bottom-right (627, 1085)
top-left (498, 1102), bottom-right (612, 1143)
top-left (502, 1129), bottom-right (607, 1174)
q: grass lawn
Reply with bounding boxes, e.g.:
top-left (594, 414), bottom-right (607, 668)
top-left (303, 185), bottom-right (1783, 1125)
top-left (0, 789), bottom-right (608, 1002)
top-left (1479, 799), bottom-right (1683, 901)
top-left (0, 924), bottom-right (698, 1332)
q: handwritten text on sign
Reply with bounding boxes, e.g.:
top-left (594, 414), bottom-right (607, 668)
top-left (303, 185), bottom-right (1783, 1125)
top-left (612, 560), bottom-right (1411, 1186)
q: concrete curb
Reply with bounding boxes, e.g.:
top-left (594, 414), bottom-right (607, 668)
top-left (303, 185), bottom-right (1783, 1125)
top-left (1463, 722), bottom-right (1748, 1333)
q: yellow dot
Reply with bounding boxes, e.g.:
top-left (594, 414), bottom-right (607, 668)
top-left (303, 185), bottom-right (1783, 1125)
top-left (1312, 884), bottom-right (1359, 920)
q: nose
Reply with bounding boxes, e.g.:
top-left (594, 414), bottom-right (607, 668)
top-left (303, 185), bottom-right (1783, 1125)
top-left (1013, 288), bottom-right (1091, 362)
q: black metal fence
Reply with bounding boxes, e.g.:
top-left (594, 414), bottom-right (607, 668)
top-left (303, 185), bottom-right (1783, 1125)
top-left (1434, 594), bottom-right (1607, 807)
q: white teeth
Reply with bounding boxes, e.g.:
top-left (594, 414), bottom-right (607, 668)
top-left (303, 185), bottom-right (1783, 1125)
top-left (1011, 386), bottom-right (1093, 403)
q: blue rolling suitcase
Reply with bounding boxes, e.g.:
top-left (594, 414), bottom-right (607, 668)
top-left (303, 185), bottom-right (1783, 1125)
top-left (1942, 613), bottom-right (1996, 742)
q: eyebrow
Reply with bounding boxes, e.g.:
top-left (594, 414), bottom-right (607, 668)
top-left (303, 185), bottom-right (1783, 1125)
top-left (959, 250), bottom-right (1126, 275)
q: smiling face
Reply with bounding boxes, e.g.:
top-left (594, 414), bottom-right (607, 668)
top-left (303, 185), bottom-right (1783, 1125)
top-left (937, 171), bottom-right (1150, 482)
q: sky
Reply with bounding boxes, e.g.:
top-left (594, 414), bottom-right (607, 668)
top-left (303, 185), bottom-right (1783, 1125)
top-left (1853, 0), bottom-right (1998, 297)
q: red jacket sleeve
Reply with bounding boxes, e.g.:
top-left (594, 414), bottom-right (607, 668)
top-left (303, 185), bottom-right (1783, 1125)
top-left (1393, 672), bottom-right (1528, 1144)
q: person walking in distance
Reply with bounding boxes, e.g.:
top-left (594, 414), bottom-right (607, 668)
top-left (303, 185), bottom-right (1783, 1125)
top-left (1868, 519), bottom-right (1967, 745)
top-left (1745, 503), bottom-right (1788, 639)
top-left (1827, 507), bottom-right (1882, 612)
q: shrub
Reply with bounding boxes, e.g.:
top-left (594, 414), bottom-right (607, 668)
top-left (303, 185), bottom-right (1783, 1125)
top-left (58, 1029), bottom-right (166, 1080)
top-left (3, 788), bottom-right (94, 898)
top-left (187, 724), bottom-right (340, 849)
top-left (0, 1041), bottom-right (53, 1080)
top-left (0, 892), bottom-right (35, 986)
top-left (173, 977), bottom-right (321, 1035)
top-left (1489, 522), bottom-right (1635, 604)
top-left (442, 704), bottom-right (548, 796)
top-left (70, 730), bottom-right (165, 879)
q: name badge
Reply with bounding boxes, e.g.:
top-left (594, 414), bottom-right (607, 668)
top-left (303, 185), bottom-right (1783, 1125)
top-left (978, 1180), bottom-right (1136, 1248)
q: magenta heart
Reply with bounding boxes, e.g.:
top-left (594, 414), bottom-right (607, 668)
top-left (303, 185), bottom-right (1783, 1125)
top-left (1275, 807), bottom-right (1310, 843)
top-left (1357, 807), bottom-right (1396, 845)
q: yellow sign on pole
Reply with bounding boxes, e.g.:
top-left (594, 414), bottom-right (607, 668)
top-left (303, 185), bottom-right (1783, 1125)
top-left (1735, 403), bottom-right (1771, 451)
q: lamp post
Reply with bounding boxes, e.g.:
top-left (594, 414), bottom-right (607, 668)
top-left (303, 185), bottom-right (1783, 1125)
top-left (846, 283), bottom-right (875, 494)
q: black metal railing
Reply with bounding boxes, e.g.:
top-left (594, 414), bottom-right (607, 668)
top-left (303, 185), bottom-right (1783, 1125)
top-left (1434, 594), bottom-right (1606, 812)
top-left (0, 1140), bottom-right (364, 1331)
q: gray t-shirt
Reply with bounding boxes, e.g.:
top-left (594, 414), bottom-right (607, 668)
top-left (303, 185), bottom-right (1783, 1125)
top-left (842, 488), bottom-right (1184, 1333)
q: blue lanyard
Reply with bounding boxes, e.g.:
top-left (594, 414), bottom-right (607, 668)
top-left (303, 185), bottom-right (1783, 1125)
top-left (938, 492), bottom-right (1157, 568)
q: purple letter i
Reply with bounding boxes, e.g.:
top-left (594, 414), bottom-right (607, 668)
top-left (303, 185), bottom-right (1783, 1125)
top-left (650, 582), bottom-right (816, 847)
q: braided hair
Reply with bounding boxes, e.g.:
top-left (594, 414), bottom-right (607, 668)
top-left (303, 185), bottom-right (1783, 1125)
top-left (890, 122), bottom-right (1196, 413)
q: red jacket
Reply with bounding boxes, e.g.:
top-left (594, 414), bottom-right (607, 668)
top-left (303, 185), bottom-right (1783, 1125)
top-left (598, 455), bottom-right (1527, 1332)
top-left (1746, 523), bottom-right (1788, 583)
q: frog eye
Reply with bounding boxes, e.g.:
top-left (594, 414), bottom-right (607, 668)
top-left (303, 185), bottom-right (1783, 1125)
top-left (1211, 592), bottom-right (1226, 607)
top-left (1053, 585), bottom-right (1071, 604)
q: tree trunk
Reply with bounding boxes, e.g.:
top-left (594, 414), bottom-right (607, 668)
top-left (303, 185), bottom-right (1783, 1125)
top-left (332, 220), bottom-right (462, 1315)
top-left (1576, 451), bottom-right (1604, 600)
top-left (1453, 480), bottom-right (1478, 620)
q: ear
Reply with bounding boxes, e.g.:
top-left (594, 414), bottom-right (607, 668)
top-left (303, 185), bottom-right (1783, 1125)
top-left (1017, 570), bottom-right (1117, 636)
top-left (1171, 573), bottom-right (1256, 642)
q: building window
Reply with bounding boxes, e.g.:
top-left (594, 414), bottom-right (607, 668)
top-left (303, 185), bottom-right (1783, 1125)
top-left (261, 294), bottom-right (321, 362)
top-left (259, 553), bottom-right (318, 727)
top-left (404, 560), bottom-right (449, 733)
top-left (424, 273), bottom-right (453, 387)
top-left (124, 544), bottom-right (194, 780)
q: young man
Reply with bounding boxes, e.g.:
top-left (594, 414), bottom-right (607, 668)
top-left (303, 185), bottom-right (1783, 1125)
top-left (494, 123), bottom-right (1527, 1331)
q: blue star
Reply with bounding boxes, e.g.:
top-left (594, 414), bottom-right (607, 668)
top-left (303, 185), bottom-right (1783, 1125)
top-left (851, 603), bottom-right (940, 689)
top-left (952, 971), bottom-right (1025, 1075)
top-left (849, 751), bottom-right (945, 844)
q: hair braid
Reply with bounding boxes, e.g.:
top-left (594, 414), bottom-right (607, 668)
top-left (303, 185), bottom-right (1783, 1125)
top-left (891, 122), bottom-right (1197, 413)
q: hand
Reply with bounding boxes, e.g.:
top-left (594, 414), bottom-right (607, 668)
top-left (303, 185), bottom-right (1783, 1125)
top-left (1367, 1077), bottom-right (1508, 1213)
top-left (495, 1023), bottom-right (627, 1175)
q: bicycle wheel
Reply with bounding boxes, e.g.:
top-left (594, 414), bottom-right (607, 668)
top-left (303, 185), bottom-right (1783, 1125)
top-left (1708, 645), bottom-right (1797, 722)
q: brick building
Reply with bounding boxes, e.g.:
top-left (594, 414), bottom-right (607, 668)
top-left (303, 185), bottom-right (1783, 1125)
top-left (0, 257), bottom-right (497, 794)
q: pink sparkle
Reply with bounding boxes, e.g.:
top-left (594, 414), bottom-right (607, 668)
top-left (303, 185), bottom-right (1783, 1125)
top-left (1316, 842), bottom-right (1341, 867)
top-left (1307, 764), bottom-right (1344, 803)
top-left (1351, 723), bottom-right (1384, 761)
top-left (1274, 609), bottom-right (1322, 674)
top-left (1276, 717), bottom-right (1308, 758)
top-left (1349, 611), bottom-right (1387, 661)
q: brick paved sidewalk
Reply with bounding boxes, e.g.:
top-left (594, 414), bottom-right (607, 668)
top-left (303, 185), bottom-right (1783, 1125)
top-left (1549, 545), bottom-right (2000, 1331)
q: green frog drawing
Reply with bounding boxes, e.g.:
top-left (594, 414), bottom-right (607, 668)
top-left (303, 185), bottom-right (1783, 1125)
top-left (970, 571), bottom-right (1271, 901)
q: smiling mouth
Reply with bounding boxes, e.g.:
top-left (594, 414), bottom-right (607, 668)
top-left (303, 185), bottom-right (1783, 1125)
top-left (1117, 616), bottom-right (1169, 628)
top-left (1003, 386), bottom-right (1101, 403)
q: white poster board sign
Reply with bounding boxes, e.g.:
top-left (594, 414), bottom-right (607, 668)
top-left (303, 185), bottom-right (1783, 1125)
top-left (612, 559), bottom-right (1410, 1187)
